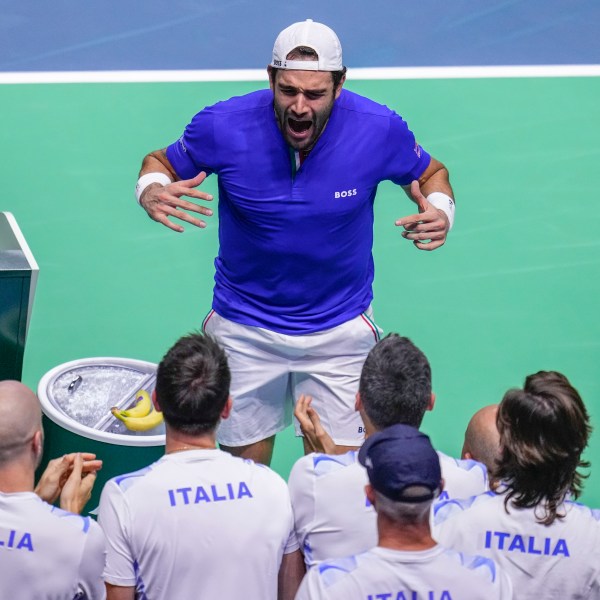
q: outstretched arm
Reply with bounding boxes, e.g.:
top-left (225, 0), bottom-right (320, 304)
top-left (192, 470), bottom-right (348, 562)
top-left (396, 157), bottom-right (455, 251)
top-left (136, 148), bottom-right (214, 233)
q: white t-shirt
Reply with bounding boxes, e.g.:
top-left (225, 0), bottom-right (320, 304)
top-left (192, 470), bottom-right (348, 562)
top-left (0, 491), bottom-right (106, 600)
top-left (433, 491), bottom-right (600, 599)
top-left (295, 545), bottom-right (513, 600)
top-left (98, 448), bottom-right (298, 600)
top-left (288, 450), bottom-right (487, 566)
top-left (436, 453), bottom-right (488, 502)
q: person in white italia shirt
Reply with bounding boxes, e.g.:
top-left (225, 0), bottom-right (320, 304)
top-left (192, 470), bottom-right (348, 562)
top-left (289, 333), bottom-right (488, 566)
top-left (434, 370), bottom-right (600, 599)
top-left (0, 380), bottom-right (106, 600)
top-left (295, 424), bottom-right (512, 600)
top-left (98, 332), bottom-right (303, 600)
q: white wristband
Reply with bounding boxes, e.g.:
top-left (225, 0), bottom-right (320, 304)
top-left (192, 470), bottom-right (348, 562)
top-left (135, 172), bottom-right (172, 205)
top-left (427, 192), bottom-right (455, 230)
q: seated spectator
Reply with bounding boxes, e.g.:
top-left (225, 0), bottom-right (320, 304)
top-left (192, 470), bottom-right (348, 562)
top-left (98, 332), bottom-right (303, 600)
top-left (289, 333), bottom-right (487, 566)
top-left (295, 424), bottom-right (513, 599)
top-left (461, 404), bottom-right (500, 486)
top-left (434, 371), bottom-right (600, 599)
top-left (0, 380), bottom-right (106, 600)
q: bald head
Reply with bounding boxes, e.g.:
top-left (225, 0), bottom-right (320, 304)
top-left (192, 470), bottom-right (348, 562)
top-left (0, 381), bottom-right (43, 467)
top-left (462, 404), bottom-right (500, 474)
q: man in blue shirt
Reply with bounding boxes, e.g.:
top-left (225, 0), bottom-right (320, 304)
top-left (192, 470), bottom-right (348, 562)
top-left (135, 20), bottom-right (455, 464)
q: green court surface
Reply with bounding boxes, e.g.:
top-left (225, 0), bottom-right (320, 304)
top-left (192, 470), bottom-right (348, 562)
top-left (3, 76), bottom-right (599, 507)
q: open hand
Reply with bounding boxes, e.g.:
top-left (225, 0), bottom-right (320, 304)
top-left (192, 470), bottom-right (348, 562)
top-left (396, 180), bottom-right (450, 251)
top-left (140, 171), bottom-right (214, 233)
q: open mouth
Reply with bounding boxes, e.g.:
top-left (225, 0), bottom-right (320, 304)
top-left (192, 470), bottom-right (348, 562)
top-left (288, 118), bottom-right (312, 134)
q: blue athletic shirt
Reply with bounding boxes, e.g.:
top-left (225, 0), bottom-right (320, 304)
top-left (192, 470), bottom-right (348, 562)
top-left (166, 88), bottom-right (431, 334)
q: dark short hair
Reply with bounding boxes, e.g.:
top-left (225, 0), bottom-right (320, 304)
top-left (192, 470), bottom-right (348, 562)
top-left (359, 334), bottom-right (432, 429)
top-left (269, 45), bottom-right (347, 90)
top-left (496, 370), bottom-right (592, 524)
top-left (155, 332), bottom-right (231, 435)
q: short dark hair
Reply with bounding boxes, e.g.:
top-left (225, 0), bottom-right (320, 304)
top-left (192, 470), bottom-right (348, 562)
top-left (155, 332), bottom-right (231, 435)
top-left (496, 370), bottom-right (592, 525)
top-left (268, 45), bottom-right (347, 90)
top-left (359, 334), bottom-right (432, 429)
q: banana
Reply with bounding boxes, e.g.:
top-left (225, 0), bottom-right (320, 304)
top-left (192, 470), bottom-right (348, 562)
top-left (111, 406), bottom-right (164, 432)
top-left (117, 390), bottom-right (152, 418)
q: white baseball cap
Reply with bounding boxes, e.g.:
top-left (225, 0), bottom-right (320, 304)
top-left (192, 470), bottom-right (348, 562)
top-left (271, 19), bottom-right (343, 71)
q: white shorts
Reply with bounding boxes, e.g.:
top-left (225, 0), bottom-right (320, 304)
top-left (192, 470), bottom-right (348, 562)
top-left (202, 309), bottom-right (383, 447)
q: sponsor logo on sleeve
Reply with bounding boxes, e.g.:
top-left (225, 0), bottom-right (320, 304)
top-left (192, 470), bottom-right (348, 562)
top-left (178, 136), bottom-right (187, 153)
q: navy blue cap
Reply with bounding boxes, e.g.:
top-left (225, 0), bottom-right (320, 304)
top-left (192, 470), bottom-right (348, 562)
top-left (358, 424), bottom-right (442, 502)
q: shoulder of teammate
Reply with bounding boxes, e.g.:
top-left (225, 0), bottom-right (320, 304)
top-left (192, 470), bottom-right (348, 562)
top-left (104, 463), bottom-right (156, 496)
top-left (433, 490), bottom-right (495, 526)
top-left (564, 500), bottom-right (600, 549)
top-left (96, 464), bottom-right (157, 534)
top-left (46, 504), bottom-right (101, 536)
top-left (288, 453), bottom-right (318, 490)
top-left (565, 499), bottom-right (600, 521)
top-left (253, 460), bottom-right (291, 489)
top-left (438, 451), bottom-right (489, 498)
top-left (226, 455), bottom-right (294, 509)
top-left (438, 450), bottom-right (487, 473)
top-left (288, 451), bottom-right (359, 496)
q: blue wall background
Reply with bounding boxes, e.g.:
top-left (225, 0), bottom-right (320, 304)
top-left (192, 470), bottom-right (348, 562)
top-left (1, 0), bottom-right (599, 71)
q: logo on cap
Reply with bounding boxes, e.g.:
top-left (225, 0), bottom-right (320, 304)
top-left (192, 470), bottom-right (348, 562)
top-left (271, 19), bottom-right (343, 72)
